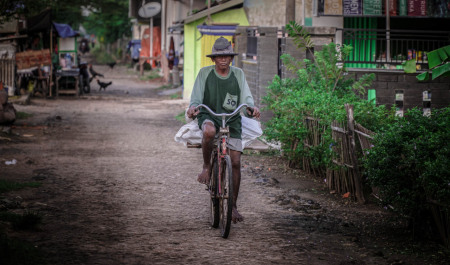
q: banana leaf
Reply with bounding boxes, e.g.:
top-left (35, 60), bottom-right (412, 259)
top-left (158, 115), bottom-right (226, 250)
top-left (432, 63), bottom-right (450, 80)
top-left (437, 48), bottom-right (449, 62)
top-left (403, 59), bottom-right (416, 73)
top-left (443, 45), bottom-right (450, 57)
top-left (427, 50), bottom-right (442, 69)
top-left (416, 71), bottom-right (429, 81)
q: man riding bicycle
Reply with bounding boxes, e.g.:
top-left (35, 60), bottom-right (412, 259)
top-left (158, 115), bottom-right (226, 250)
top-left (187, 37), bottom-right (260, 223)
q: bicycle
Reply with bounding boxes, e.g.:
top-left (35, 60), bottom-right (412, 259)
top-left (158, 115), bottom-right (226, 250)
top-left (194, 103), bottom-right (252, 238)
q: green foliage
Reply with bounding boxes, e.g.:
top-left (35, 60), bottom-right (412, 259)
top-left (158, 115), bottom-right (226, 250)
top-left (175, 111), bottom-right (186, 123)
top-left (263, 21), bottom-right (393, 170)
top-left (364, 108), bottom-right (450, 219)
top-left (170, 92), bottom-right (182, 100)
top-left (286, 21), bottom-right (314, 51)
top-left (0, 180), bottom-right (41, 194)
top-left (402, 59), bottom-right (417, 74)
top-left (139, 70), bottom-right (161, 81)
top-left (90, 45), bottom-right (114, 64)
top-left (16, 112), bottom-right (33, 120)
top-left (82, 0), bottom-right (131, 44)
top-left (417, 45), bottom-right (450, 81)
top-left (2, 1), bottom-right (132, 44)
top-left (2, 0), bottom-right (97, 28)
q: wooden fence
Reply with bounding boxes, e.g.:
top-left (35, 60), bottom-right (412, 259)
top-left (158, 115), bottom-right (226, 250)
top-left (298, 103), bottom-right (449, 248)
top-left (0, 59), bottom-right (15, 90)
top-left (300, 104), bottom-right (374, 204)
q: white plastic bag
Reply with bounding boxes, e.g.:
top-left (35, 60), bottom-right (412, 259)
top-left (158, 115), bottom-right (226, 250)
top-left (174, 115), bottom-right (263, 149)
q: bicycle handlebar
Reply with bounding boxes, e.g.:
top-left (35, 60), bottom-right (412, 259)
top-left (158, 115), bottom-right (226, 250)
top-left (196, 103), bottom-right (250, 118)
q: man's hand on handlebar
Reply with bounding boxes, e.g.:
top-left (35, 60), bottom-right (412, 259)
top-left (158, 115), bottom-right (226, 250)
top-left (188, 105), bottom-right (260, 119)
top-left (247, 106), bottom-right (260, 119)
top-left (187, 105), bottom-right (200, 119)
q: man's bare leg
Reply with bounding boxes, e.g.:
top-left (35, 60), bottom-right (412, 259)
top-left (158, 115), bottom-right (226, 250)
top-left (198, 122), bottom-right (215, 184)
top-left (230, 150), bottom-right (244, 223)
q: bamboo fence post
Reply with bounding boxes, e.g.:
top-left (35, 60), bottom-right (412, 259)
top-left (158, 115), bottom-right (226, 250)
top-left (346, 104), bottom-right (366, 204)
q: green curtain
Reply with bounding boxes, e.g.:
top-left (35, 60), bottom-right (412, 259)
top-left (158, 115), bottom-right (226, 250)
top-left (344, 17), bottom-right (377, 69)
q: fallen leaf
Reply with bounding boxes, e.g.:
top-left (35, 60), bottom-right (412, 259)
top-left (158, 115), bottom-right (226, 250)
top-left (342, 192), bottom-right (350, 198)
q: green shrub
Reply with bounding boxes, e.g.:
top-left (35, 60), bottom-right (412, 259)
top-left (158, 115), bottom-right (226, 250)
top-left (91, 46), bottom-right (114, 64)
top-left (16, 112), bottom-right (33, 120)
top-left (364, 108), bottom-right (450, 220)
top-left (0, 180), bottom-right (41, 194)
top-left (263, 22), bottom-right (393, 169)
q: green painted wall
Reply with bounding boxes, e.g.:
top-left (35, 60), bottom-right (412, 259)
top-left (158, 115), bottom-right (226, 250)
top-left (183, 8), bottom-right (249, 99)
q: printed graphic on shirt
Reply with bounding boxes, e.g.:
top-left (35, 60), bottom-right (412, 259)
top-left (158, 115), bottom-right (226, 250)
top-left (223, 93), bottom-right (238, 111)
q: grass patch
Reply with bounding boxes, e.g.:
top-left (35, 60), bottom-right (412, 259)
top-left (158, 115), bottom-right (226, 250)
top-left (16, 112), bottom-right (33, 120)
top-left (175, 111), bottom-right (186, 123)
top-left (0, 180), bottom-right (41, 194)
top-left (170, 91), bottom-right (182, 99)
top-left (0, 234), bottom-right (46, 265)
top-left (0, 211), bottom-right (42, 230)
top-left (157, 84), bottom-right (171, 90)
top-left (139, 70), bottom-right (160, 81)
top-left (91, 46), bottom-right (114, 64)
top-left (243, 148), bottom-right (281, 156)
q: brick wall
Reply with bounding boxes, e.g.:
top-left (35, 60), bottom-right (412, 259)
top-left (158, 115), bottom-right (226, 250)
top-left (240, 27), bottom-right (278, 124)
top-left (237, 27), bottom-right (449, 125)
top-left (350, 69), bottom-right (450, 110)
top-left (281, 37), bottom-right (307, 79)
top-left (242, 59), bottom-right (258, 103)
top-left (256, 27), bottom-right (278, 108)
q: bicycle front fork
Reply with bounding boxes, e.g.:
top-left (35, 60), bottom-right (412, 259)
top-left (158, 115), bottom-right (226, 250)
top-left (217, 136), bottom-right (227, 196)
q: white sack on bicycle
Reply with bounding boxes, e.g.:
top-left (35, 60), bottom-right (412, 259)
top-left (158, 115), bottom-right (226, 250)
top-left (174, 113), bottom-right (263, 149)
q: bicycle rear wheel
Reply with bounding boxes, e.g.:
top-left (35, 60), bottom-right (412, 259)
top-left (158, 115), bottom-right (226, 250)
top-left (219, 155), bottom-right (233, 238)
top-left (209, 153), bottom-right (219, 228)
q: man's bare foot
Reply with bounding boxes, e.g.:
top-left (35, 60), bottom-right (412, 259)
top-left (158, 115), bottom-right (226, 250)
top-left (197, 168), bottom-right (210, 185)
top-left (232, 207), bottom-right (244, 223)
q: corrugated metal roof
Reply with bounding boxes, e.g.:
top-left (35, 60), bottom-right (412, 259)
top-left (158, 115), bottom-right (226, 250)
top-left (184, 0), bottom-right (244, 24)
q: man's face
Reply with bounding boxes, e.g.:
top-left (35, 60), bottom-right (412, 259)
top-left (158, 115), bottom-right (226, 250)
top-left (211, 55), bottom-right (233, 71)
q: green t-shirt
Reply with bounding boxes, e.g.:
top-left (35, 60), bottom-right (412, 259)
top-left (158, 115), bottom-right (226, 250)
top-left (190, 65), bottom-right (255, 139)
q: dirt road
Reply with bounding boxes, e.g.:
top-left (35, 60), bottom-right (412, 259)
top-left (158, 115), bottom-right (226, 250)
top-left (1, 66), bottom-right (448, 265)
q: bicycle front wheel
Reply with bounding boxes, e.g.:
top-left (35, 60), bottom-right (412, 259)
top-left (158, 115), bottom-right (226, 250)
top-left (219, 155), bottom-right (233, 238)
top-left (209, 154), bottom-right (219, 228)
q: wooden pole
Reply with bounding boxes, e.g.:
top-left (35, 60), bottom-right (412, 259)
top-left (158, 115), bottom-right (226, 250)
top-left (386, 0), bottom-right (391, 62)
top-left (346, 104), bottom-right (366, 204)
top-left (50, 27), bottom-right (53, 97)
top-left (150, 17), bottom-right (153, 66)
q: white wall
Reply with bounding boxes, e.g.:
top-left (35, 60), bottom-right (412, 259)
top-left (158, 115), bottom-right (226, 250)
top-left (312, 16), bottom-right (343, 28)
top-left (244, 0), bottom-right (287, 27)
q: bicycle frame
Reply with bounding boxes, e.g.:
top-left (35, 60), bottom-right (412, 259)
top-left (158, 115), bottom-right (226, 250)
top-left (196, 103), bottom-right (251, 238)
top-left (196, 104), bottom-right (249, 197)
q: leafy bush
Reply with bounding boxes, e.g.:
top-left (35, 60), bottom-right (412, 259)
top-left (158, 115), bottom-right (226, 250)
top-left (0, 180), bottom-right (40, 194)
top-left (263, 21), bottom-right (393, 169)
top-left (364, 108), bottom-right (450, 220)
top-left (91, 46), bottom-right (114, 64)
